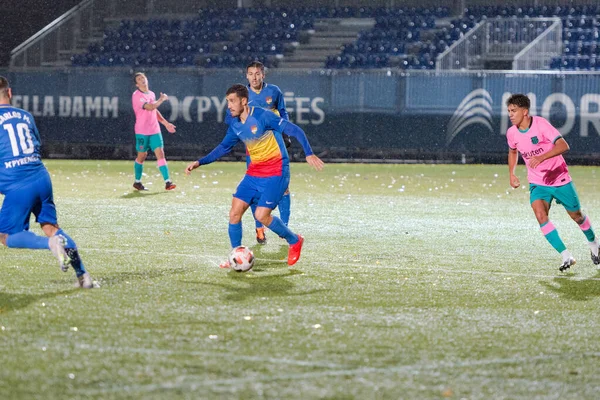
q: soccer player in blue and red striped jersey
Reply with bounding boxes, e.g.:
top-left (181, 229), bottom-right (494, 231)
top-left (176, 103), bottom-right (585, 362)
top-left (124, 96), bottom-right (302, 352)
top-left (0, 76), bottom-right (95, 288)
top-left (245, 61), bottom-right (293, 244)
top-left (186, 84), bottom-right (324, 267)
top-left (225, 61), bottom-right (293, 245)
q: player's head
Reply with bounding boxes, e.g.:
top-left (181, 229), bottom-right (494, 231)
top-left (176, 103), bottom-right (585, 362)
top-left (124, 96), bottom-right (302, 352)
top-left (134, 72), bottom-right (148, 90)
top-left (226, 84), bottom-right (249, 117)
top-left (0, 76), bottom-right (12, 103)
top-left (246, 61), bottom-right (265, 91)
top-left (506, 94), bottom-right (530, 127)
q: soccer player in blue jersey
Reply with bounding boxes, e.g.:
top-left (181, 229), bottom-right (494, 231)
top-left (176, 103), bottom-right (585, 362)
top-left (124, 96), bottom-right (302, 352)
top-left (186, 84), bottom-right (324, 267)
top-left (0, 76), bottom-right (95, 288)
top-left (246, 61), bottom-right (293, 244)
top-left (226, 61), bottom-right (293, 245)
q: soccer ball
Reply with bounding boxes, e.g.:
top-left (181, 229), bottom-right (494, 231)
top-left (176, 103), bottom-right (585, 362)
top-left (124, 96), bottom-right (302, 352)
top-left (228, 246), bottom-right (255, 272)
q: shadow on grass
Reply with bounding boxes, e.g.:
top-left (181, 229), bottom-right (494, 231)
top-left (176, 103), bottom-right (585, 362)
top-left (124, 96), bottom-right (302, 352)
top-left (0, 289), bottom-right (77, 313)
top-left (120, 190), bottom-right (169, 199)
top-left (99, 267), bottom-right (187, 287)
top-left (250, 244), bottom-right (289, 270)
top-left (192, 268), bottom-right (325, 302)
top-left (539, 272), bottom-right (600, 301)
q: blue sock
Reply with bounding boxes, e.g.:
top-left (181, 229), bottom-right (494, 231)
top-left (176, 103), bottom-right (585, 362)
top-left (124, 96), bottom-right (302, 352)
top-left (267, 217), bottom-right (298, 245)
top-left (56, 229), bottom-right (86, 277)
top-left (6, 231), bottom-right (49, 249)
top-left (229, 222), bottom-right (243, 248)
top-left (278, 193), bottom-right (291, 226)
top-left (251, 204), bottom-right (263, 229)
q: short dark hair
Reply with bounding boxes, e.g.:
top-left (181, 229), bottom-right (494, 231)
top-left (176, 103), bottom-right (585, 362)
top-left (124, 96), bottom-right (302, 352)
top-left (246, 61), bottom-right (265, 72)
top-left (226, 84), bottom-right (249, 99)
top-left (506, 94), bottom-right (530, 109)
top-left (133, 72), bottom-right (146, 84)
top-left (0, 76), bottom-right (9, 98)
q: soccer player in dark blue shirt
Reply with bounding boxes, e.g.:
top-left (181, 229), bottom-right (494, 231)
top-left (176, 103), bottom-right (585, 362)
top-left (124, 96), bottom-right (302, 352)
top-left (0, 76), bottom-right (95, 288)
top-left (186, 84), bottom-right (324, 267)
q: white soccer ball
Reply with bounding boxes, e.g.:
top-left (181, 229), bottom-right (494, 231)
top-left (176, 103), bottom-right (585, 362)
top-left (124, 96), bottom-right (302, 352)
top-left (228, 246), bottom-right (255, 272)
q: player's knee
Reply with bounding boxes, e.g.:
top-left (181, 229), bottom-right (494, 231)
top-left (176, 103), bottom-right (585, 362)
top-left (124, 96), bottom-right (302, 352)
top-left (254, 209), bottom-right (270, 225)
top-left (573, 212), bottom-right (585, 224)
top-left (229, 209), bottom-right (243, 223)
top-left (534, 211), bottom-right (549, 224)
top-left (0, 233), bottom-right (7, 246)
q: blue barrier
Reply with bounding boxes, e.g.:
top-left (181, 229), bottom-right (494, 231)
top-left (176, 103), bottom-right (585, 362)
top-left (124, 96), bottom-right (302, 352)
top-left (2, 70), bottom-right (600, 160)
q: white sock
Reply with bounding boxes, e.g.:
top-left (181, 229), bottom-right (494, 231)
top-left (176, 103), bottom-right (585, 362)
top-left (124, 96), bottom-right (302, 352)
top-left (560, 249), bottom-right (573, 263)
top-left (588, 240), bottom-right (599, 257)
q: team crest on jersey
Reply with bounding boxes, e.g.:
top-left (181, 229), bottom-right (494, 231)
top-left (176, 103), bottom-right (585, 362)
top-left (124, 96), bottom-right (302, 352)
top-left (531, 136), bottom-right (539, 144)
top-left (251, 125), bottom-right (258, 134)
top-left (266, 96), bottom-right (272, 104)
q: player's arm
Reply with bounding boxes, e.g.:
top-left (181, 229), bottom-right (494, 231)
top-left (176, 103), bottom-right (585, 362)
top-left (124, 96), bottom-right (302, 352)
top-left (508, 147), bottom-right (520, 188)
top-left (275, 89), bottom-right (289, 121)
top-left (274, 90), bottom-right (293, 149)
top-left (30, 117), bottom-right (42, 143)
top-left (529, 138), bottom-right (569, 169)
top-left (157, 110), bottom-right (176, 134)
top-left (185, 129), bottom-right (240, 174)
top-left (143, 92), bottom-right (168, 111)
top-left (281, 121), bottom-right (324, 171)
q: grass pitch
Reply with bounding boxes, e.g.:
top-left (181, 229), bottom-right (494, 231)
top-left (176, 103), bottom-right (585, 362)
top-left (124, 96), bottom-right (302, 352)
top-left (1, 160), bottom-right (600, 399)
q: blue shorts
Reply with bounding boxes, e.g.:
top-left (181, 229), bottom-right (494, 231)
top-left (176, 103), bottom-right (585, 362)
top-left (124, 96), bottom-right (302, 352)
top-left (0, 169), bottom-right (57, 234)
top-left (234, 170), bottom-right (290, 209)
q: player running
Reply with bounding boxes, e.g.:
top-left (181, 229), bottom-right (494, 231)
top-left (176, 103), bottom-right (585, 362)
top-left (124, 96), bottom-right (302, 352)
top-left (131, 72), bottom-right (176, 191)
top-left (0, 76), bottom-right (95, 288)
top-left (507, 93), bottom-right (600, 271)
top-left (225, 61), bottom-right (293, 245)
top-left (186, 84), bottom-right (324, 266)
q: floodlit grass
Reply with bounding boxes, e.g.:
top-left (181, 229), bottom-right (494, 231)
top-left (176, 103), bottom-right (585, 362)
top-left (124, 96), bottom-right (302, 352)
top-left (1, 160), bottom-right (600, 399)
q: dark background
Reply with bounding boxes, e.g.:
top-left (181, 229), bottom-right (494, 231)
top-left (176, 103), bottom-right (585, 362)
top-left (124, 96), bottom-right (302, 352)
top-left (0, 0), bottom-right (81, 67)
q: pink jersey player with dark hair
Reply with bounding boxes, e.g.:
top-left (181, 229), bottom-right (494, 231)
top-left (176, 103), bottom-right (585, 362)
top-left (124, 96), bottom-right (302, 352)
top-left (507, 93), bottom-right (599, 272)
top-left (131, 72), bottom-right (176, 191)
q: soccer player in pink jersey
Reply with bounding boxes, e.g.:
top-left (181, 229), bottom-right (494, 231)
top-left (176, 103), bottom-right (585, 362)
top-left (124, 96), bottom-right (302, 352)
top-left (507, 94), bottom-right (600, 272)
top-left (131, 72), bottom-right (176, 191)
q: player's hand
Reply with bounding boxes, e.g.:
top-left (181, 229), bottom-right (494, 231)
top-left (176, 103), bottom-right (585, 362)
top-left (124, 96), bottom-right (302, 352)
top-left (529, 155), bottom-right (542, 169)
top-left (185, 161), bottom-right (199, 175)
top-left (166, 123), bottom-right (176, 134)
top-left (306, 155), bottom-right (324, 171)
top-left (159, 92), bottom-right (168, 102)
top-left (510, 174), bottom-right (520, 189)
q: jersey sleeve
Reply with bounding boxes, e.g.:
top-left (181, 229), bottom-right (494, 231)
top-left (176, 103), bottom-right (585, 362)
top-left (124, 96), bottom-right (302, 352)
top-left (506, 127), bottom-right (517, 149)
top-left (538, 117), bottom-right (562, 143)
top-left (29, 115), bottom-right (42, 144)
top-left (262, 109), bottom-right (288, 133)
top-left (132, 92), bottom-right (144, 112)
top-left (273, 88), bottom-right (289, 121)
top-left (198, 127), bottom-right (241, 165)
top-left (283, 122), bottom-right (313, 156)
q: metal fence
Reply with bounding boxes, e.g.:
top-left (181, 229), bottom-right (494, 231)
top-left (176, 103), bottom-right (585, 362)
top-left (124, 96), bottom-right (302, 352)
top-left (437, 18), bottom-right (562, 71)
top-left (11, 0), bottom-right (102, 68)
top-left (436, 21), bottom-right (487, 70)
top-left (513, 18), bottom-right (563, 70)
